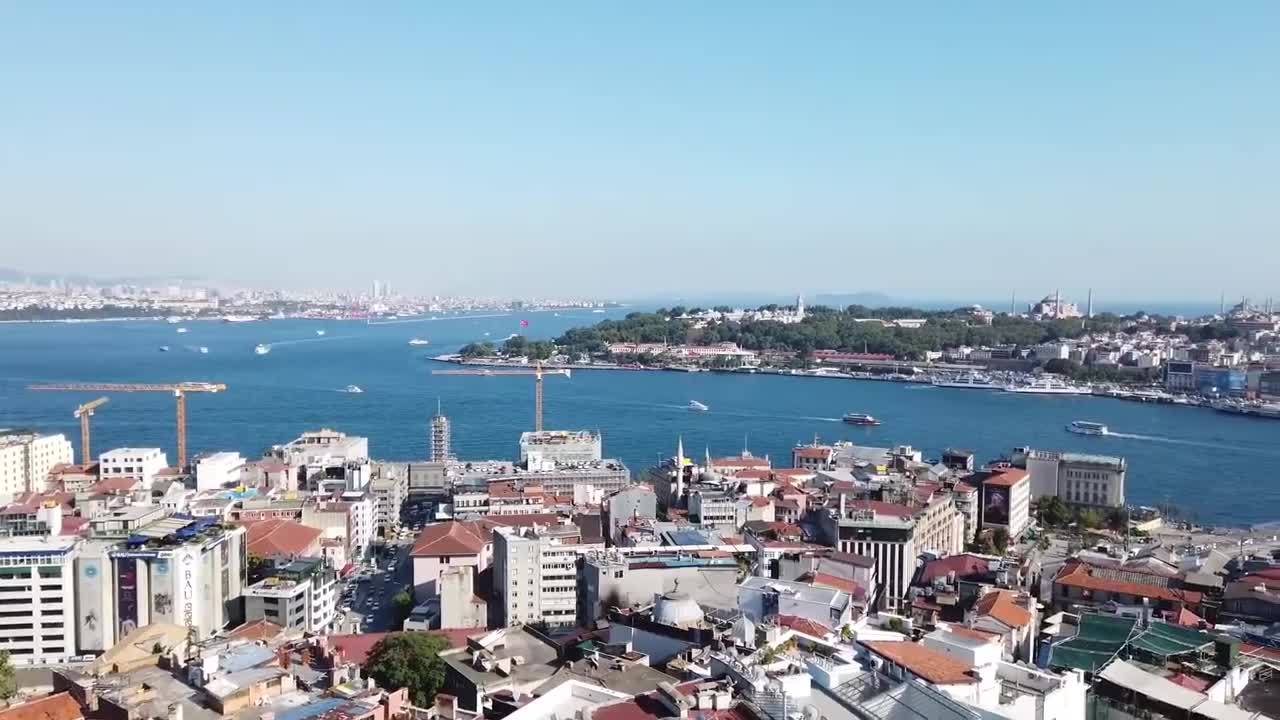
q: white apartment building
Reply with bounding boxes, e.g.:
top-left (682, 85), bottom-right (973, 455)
top-left (195, 451), bottom-right (245, 491)
top-left (0, 431), bottom-right (74, 498)
top-left (370, 473), bottom-right (406, 538)
top-left (98, 448), bottom-right (168, 489)
top-left (493, 526), bottom-right (601, 628)
top-left (301, 493), bottom-right (374, 560)
top-left (0, 536), bottom-right (78, 665)
top-left (243, 557), bottom-right (337, 634)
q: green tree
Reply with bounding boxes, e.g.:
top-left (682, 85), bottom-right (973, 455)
top-left (1036, 497), bottom-right (1070, 528)
top-left (390, 589), bottom-right (414, 629)
top-left (992, 529), bottom-right (1009, 554)
top-left (364, 632), bottom-right (449, 706)
top-left (1078, 509), bottom-right (1104, 530)
top-left (0, 649), bottom-right (15, 699)
top-left (1037, 533), bottom-right (1052, 552)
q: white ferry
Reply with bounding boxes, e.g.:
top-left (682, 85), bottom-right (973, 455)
top-left (198, 346), bottom-right (209, 354)
top-left (176, 327), bottom-right (189, 334)
top-left (254, 344), bottom-right (271, 355)
top-left (223, 315), bottom-right (257, 323)
top-left (933, 373), bottom-right (1001, 390)
top-left (1066, 420), bottom-right (1109, 436)
top-left (688, 400), bottom-right (709, 412)
top-left (316, 330), bottom-right (326, 336)
top-left (408, 338), bottom-right (430, 346)
top-left (1004, 378), bottom-right (1092, 395)
top-left (345, 385), bottom-right (364, 394)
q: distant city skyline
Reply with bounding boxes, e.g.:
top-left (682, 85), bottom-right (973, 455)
top-left (1, 4), bottom-right (1276, 299)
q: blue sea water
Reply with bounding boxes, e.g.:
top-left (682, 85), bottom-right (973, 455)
top-left (1, 311), bottom-right (1277, 526)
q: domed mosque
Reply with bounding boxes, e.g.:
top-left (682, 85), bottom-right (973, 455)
top-left (652, 580), bottom-right (704, 628)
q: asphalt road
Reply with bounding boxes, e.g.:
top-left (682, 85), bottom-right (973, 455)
top-left (337, 536), bottom-right (416, 633)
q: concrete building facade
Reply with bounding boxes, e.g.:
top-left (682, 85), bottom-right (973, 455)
top-left (493, 525), bottom-right (599, 628)
top-left (243, 557), bottom-right (337, 634)
top-left (578, 551), bottom-right (740, 622)
top-left (0, 431), bottom-right (74, 498)
top-left (98, 448), bottom-right (168, 489)
top-left (0, 536), bottom-right (78, 665)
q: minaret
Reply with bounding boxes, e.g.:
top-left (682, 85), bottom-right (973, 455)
top-left (1220, 292), bottom-right (1226, 316)
top-left (795, 294), bottom-right (805, 321)
top-left (674, 436), bottom-right (687, 499)
top-left (1010, 292), bottom-right (1016, 315)
top-left (1086, 289), bottom-right (1093, 319)
top-left (1055, 289), bottom-right (1062, 318)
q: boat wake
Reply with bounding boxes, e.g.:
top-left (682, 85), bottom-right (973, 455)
top-left (1107, 431), bottom-right (1278, 457)
top-left (264, 334), bottom-right (349, 348)
top-left (368, 313), bottom-right (512, 325)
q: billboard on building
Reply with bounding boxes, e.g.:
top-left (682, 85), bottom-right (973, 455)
top-left (1195, 366), bottom-right (1246, 396)
top-left (178, 547), bottom-right (204, 636)
top-left (982, 484), bottom-right (1010, 527)
top-left (117, 558), bottom-right (139, 637)
top-left (151, 557), bottom-right (174, 624)
top-left (77, 558), bottom-right (105, 650)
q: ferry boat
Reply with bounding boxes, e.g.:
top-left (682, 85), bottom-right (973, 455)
top-left (198, 346), bottom-right (209, 354)
top-left (223, 315), bottom-right (257, 323)
top-left (842, 413), bottom-right (882, 426)
top-left (345, 385), bottom-right (364, 394)
top-left (1004, 378), bottom-right (1092, 395)
top-left (159, 345), bottom-right (170, 352)
top-left (176, 327), bottom-right (188, 334)
top-left (316, 330), bottom-right (326, 336)
top-left (408, 338), bottom-right (430, 346)
top-left (254, 344), bottom-right (271, 355)
top-left (933, 373), bottom-right (1001, 390)
top-left (688, 400), bottom-right (709, 412)
top-left (1067, 420), bottom-right (1109, 436)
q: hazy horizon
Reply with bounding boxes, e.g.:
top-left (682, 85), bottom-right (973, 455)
top-left (2, 4), bottom-right (1276, 300)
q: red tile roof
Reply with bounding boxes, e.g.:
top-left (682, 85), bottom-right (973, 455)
top-left (0, 693), bottom-right (84, 720)
top-left (772, 468), bottom-right (814, 478)
top-left (952, 482), bottom-right (977, 493)
top-left (1054, 562), bottom-right (1203, 607)
top-left (1166, 607), bottom-right (1205, 627)
top-left (712, 457), bottom-right (770, 468)
top-left (736, 469), bottom-right (775, 480)
top-left (228, 619), bottom-right (286, 642)
top-left (595, 682), bottom-right (752, 720)
top-left (794, 447), bottom-right (831, 459)
top-left (863, 641), bottom-right (976, 685)
top-left (974, 590), bottom-right (1033, 628)
top-left (945, 626), bottom-right (1001, 643)
top-left (88, 477), bottom-right (141, 494)
top-left (327, 630), bottom-right (477, 665)
top-left (982, 468), bottom-right (1029, 488)
top-left (919, 554), bottom-right (990, 584)
top-left (799, 572), bottom-right (863, 599)
top-left (773, 614), bottom-right (833, 637)
top-left (410, 521), bottom-right (488, 557)
top-left (749, 496), bottom-right (772, 507)
top-left (244, 519), bottom-right (322, 557)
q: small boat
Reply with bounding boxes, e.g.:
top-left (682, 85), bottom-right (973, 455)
top-left (223, 315), bottom-right (257, 323)
top-left (198, 346), bottom-right (209, 354)
top-left (345, 385), bottom-right (363, 394)
top-left (592, 309), bottom-right (606, 313)
top-left (159, 345), bottom-right (170, 352)
top-left (688, 400), bottom-right (709, 412)
top-left (1067, 420), bottom-right (1109, 436)
top-left (316, 330), bottom-right (326, 336)
top-left (176, 327), bottom-right (188, 334)
top-left (166, 316), bottom-right (182, 324)
top-left (408, 338), bottom-right (430, 346)
top-left (842, 413), bottom-right (882, 426)
top-left (254, 344), bottom-right (271, 355)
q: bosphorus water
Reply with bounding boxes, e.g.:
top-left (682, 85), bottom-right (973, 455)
top-left (2, 311), bottom-right (1277, 526)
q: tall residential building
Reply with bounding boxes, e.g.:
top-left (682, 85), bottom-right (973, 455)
top-left (493, 525), bottom-right (602, 628)
top-left (430, 407), bottom-right (452, 462)
top-left (243, 557), bottom-right (338, 634)
top-left (0, 536), bottom-right (78, 665)
top-left (819, 499), bottom-right (917, 612)
top-left (0, 430), bottom-right (74, 498)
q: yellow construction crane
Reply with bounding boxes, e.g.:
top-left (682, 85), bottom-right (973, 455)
top-left (72, 397), bottom-right (109, 465)
top-left (28, 382), bottom-right (227, 468)
top-left (431, 361), bottom-right (570, 432)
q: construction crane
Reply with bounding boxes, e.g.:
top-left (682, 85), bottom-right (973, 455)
top-left (431, 362), bottom-right (570, 432)
top-left (72, 397), bottom-right (109, 465)
top-left (28, 382), bottom-right (227, 468)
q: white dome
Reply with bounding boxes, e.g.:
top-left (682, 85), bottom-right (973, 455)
top-left (653, 581), bottom-right (703, 627)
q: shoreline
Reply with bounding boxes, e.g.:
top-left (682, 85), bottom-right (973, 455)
top-left (428, 354), bottom-right (1264, 419)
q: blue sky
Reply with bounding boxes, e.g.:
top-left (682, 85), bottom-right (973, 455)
top-left (1, 2), bottom-right (1276, 302)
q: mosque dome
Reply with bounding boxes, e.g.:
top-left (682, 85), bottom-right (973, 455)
top-left (653, 581), bottom-right (704, 627)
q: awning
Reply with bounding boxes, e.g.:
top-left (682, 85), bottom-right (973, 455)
top-left (340, 563), bottom-right (354, 576)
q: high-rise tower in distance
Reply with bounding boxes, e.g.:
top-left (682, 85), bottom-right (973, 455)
top-left (430, 399), bottom-right (452, 462)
